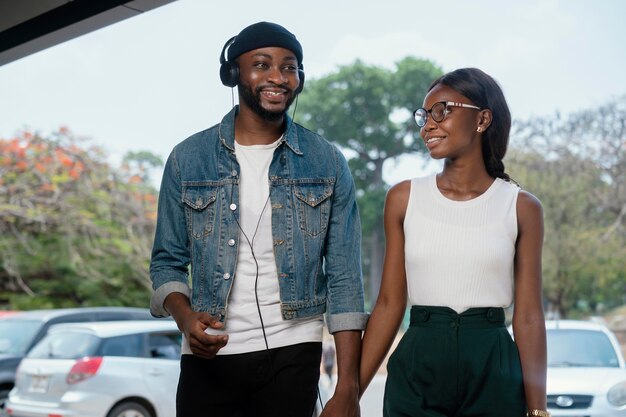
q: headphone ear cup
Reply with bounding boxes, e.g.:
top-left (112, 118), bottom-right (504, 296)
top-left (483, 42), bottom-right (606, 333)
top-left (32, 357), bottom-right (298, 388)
top-left (220, 61), bottom-right (239, 88)
top-left (219, 36), bottom-right (238, 88)
top-left (295, 68), bottom-right (305, 94)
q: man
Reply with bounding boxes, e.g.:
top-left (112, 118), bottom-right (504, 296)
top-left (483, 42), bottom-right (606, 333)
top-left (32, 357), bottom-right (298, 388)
top-left (150, 21), bottom-right (366, 417)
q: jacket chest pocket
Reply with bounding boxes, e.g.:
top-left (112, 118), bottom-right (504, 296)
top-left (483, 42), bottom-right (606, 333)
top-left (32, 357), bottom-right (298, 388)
top-left (294, 183), bottom-right (333, 237)
top-left (183, 186), bottom-right (218, 239)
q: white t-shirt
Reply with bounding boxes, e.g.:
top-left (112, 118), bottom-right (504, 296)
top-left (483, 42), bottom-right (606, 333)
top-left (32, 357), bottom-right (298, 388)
top-left (182, 137), bottom-right (323, 355)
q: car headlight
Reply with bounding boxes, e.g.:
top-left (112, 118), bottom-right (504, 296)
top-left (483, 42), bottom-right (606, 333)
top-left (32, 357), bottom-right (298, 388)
top-left (607, 381), bottom-right (626, 407)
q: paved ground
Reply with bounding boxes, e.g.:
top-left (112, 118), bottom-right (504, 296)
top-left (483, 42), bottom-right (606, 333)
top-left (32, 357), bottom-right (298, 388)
top-left (1, 377), bottom-right (385, 417)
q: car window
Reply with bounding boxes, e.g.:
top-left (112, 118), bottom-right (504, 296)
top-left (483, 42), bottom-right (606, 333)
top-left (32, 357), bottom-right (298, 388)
top-left (149, 332), bottom-right (182, 359)
top-left (99, 334), bottom-right (143, 357)
top-left (548, 329), bottom-right (619, 367)
top-left (28, 332), bottom-right (100, 359)
top-left (0, 319), bottom-right (43, 355)
top-left (49, 314), bottom-right (91, 325)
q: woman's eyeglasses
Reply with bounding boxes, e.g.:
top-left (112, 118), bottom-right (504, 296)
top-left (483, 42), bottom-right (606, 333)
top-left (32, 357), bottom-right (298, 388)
top-left (414, 101), bottom-right (481, 127)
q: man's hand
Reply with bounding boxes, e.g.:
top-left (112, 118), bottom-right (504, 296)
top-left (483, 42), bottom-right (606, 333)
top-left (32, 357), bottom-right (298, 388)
top-left (180, 310), bottom-right (228, 359)
top-left (164, 292), bottom-right (228, 359)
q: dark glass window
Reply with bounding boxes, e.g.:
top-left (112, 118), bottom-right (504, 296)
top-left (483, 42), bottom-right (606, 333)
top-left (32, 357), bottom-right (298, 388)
top-left (99, 334), bottom-right (143, 357)
top-left (149, 332), bottom-right (181, 359)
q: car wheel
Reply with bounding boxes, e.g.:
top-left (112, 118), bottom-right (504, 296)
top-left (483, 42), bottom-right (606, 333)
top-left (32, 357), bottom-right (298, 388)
top-left (106, 401), bottom-right (152, 417)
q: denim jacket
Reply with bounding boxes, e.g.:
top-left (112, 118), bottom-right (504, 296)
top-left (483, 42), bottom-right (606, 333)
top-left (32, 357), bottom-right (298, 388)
top-left (150, 107), bottom-right (367, 333)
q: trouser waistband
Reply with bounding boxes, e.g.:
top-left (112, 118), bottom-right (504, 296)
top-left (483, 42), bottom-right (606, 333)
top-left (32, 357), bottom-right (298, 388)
top-left (410, 305), bottom-right (505, 328)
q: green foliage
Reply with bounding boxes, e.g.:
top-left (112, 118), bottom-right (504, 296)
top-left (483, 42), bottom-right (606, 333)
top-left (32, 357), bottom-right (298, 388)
top-left (299, 57), bottom-right (441, 164)
top-left (0, 128), bottom-right (160, 309)
top-left (122, 150), bottom-right (164, 183)
top-left (509, 96), bottom-right (626, 317)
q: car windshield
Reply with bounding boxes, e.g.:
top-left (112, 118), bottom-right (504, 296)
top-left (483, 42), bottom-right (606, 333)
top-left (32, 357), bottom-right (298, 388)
top-left (0, 319), bottom-right (43, 355)
top-left (28, 331), bottom-right (100, 359)
top-left (547, 328), bottom-right (619, 368)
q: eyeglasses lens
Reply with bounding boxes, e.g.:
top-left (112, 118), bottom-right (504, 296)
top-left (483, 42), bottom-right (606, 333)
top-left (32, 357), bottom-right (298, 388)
top-left (431, 102), bottom-right (446, 122)
top-left (414, 109), bottom-right (427, 127)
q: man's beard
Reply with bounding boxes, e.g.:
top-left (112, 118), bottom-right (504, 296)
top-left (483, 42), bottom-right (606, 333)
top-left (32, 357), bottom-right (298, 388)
top-left (238, 82), bottom-right (295, 122)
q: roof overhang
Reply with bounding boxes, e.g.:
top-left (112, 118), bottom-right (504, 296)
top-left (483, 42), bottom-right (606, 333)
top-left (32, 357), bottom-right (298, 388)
top-left (0, 0), bottom-right (177, 67)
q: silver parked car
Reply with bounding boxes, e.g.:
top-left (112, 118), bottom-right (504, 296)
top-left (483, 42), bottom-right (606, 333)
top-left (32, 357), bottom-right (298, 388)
top-left (544, 319), bottom-right (626, 417)
top-left (5, 320), bottom-right (181, 417)
top-left (0, 306), bottom-right (154, 406)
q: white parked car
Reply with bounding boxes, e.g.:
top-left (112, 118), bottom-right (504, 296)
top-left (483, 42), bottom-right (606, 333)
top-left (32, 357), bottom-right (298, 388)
top-left (5, 320), bottom-right (181, 417)
top-left (544, 319), bottom-right (626, 417)
top-left (0, 307), bottom-right (154, 405)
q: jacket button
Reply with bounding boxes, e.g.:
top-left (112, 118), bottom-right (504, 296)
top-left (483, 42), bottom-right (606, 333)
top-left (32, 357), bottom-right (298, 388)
top-left (229, 203), bottom-right (237, 211)
top-left (231, 170), bottom-right (237, 177)
top-left (195, 197), bottom-right (203, 206)
top-left (228, 239), bottom-right (236, 246)
top-left (223, 273), bottom-right (231, 280)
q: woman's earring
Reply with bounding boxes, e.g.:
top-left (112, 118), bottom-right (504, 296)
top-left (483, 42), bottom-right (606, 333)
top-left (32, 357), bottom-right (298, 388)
top-left (476, 127), bottom-right (483, 132)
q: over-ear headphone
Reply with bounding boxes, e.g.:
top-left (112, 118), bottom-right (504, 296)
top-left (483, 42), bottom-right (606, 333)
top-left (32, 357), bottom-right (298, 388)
top-left (219, 36), bottom-right (239, 88)
top-left (296, 66), bottom-right (305, 94)
top-left (219, 36), bottom-right (305, 94)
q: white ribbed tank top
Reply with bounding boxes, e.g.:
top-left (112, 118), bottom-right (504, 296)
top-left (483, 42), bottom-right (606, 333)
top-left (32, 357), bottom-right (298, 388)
top-left (403, 174), bottom-right (520, 313)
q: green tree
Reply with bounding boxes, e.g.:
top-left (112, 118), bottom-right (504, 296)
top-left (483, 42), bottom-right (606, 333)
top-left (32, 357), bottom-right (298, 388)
top-left (122, 150), bottom-right (164, 183)
top-left (298, 57), bottom-right (442, 306)
top-left (0, 128), bottom-right (161, 309)
top-left (508, 96), bottom-right (626, 317)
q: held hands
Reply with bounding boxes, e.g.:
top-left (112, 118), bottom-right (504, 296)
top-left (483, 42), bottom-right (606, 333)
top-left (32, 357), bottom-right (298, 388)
top-left (179, 311), bottom-right (228, 359)
top-left (319, 385), bottom-right (361, 417)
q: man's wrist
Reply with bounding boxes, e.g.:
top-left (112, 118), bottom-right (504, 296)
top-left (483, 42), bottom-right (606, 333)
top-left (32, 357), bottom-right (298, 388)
top-left (333, 376), bottom-right (359, 393)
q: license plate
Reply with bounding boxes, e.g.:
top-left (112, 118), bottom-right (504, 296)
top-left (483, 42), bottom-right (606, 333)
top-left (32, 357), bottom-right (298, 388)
top-left (28, 374), bottom-right (49, 393)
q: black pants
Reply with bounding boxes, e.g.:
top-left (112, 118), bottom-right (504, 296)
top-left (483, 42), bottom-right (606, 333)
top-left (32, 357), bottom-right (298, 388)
top-left (384, 306), bottom-right (526, 417)
top-left (177, 342), bottom-right (322, 417)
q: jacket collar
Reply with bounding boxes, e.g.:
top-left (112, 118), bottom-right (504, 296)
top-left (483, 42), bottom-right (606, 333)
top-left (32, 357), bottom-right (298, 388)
top-left (218, 106), bottom-right (303, 155)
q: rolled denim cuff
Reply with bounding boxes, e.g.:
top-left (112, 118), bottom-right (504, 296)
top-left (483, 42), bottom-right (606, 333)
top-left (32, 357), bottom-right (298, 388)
top-left (326, 312), bottom-right (369, 334)
top-left (150, 281), bottom-right (191, 317)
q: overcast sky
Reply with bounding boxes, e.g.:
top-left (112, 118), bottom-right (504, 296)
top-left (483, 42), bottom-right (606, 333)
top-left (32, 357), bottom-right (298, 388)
top-left (1, 0), bottom-right (625, 185)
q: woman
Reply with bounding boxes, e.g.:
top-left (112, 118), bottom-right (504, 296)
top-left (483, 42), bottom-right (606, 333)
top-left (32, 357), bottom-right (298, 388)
top-left (360, 68), bottom-right (548, 417)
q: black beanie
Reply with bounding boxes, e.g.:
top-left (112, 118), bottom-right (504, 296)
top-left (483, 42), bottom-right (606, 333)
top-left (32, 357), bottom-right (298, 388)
top-left (227, 21), bottom-right (303, 65)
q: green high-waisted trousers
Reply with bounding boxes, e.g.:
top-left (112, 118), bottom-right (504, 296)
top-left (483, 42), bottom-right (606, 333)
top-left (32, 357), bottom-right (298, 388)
top-left (384, 306), bottom-right (526, 417)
